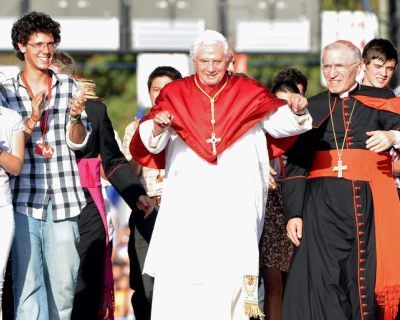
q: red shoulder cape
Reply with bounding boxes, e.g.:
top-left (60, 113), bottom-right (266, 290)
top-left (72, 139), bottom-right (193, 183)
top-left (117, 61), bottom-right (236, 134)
top-left (354, 95), bottom-right (400, 114)
top-left (130, 74), bottom-right (294, 168)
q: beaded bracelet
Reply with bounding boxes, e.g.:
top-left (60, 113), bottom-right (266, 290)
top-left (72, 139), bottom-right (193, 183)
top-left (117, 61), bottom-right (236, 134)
top-left (70, 114), bottom-right (81, 124)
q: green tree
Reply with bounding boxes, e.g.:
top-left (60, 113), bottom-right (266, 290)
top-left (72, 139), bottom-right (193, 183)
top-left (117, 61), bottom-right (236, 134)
top-left (76, 53), bottom-right (138, 137)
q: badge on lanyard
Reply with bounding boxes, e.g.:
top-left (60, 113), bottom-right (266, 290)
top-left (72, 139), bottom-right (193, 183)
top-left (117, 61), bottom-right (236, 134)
top-left (22, 72), bottom-right (54, 159)
top-left (34, 142), bottom-right (54, 158)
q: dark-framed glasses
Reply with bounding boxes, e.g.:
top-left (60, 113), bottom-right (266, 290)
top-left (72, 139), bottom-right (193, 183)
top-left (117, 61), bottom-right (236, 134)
top-left (26, 42), bottom-right (57, 52)
top-left (321, 61), bottom-right (360, 73)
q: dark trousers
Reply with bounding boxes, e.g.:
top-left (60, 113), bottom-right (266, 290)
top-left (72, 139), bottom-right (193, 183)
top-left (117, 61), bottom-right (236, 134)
top-left (128, 208), bottom-right (157, 320)
top-left (71, 191), bottom-right (106, 320)
top-left (2, 257), bottom-right (13, 320)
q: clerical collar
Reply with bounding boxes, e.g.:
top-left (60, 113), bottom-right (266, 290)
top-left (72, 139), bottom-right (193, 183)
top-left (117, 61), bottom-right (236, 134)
top-left (194, 73), bottom-right (229, 96)
top-left (336, 82), bottom-right (360, 98)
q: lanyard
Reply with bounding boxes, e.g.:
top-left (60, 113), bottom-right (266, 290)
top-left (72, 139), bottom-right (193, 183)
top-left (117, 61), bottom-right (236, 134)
top-left (21, 71), bottom-right (52, 139)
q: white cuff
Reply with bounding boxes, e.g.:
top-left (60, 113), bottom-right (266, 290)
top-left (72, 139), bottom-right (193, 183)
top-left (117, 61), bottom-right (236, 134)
top-left (391, 130), bottom-right (400, 149)
top-left (139, 120), bottom-right (169, 153)
top-left (293, 111), bottom-right (311, 126)
top-left (66, 113), bottom-right (92, 150)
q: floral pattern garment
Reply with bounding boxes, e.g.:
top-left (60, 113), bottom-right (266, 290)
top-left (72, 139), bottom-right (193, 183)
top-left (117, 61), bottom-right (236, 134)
top-left (259, 184), bottom-right (293, 272)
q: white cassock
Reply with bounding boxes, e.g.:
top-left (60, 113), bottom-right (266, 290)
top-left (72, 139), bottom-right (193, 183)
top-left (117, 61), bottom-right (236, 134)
top-left (139, 105), bottom-right (312, 320)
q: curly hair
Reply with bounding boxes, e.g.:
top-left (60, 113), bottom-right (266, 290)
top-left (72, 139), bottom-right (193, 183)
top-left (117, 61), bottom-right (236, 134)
top-left (273, 67), bottom-right (308, 95)
top-left (12, 11), bottom-right (61, 61)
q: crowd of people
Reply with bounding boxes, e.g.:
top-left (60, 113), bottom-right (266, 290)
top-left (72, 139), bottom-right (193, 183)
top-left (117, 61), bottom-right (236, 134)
top-left (0, 9), bottom-right (399, 320)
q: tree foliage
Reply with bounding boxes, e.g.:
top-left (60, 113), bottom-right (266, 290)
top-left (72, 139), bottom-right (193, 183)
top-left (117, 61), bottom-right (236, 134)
top-left (75, 53), bottom-right (138, 138)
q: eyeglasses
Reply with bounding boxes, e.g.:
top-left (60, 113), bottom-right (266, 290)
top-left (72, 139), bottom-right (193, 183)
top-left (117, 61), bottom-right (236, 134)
top-left (26, 42), bottom-right (57, 52)
top-left (321, 62), bottom-right (360, 73)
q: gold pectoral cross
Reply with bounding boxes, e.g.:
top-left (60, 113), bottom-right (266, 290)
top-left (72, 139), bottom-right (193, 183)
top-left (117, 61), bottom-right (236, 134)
top-left (206, 131), bottom-right (221, 156)
top-left (333, 159), bottom-right (347, 178)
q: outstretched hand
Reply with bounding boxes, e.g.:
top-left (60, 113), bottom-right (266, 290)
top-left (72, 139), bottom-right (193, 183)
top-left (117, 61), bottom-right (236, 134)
top-left (287, 93), bottom-right (308, 115)
top-left (153, 111), bottom-right (173, 136)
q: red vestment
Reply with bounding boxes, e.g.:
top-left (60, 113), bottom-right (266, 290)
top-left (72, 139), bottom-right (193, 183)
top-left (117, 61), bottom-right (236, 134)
top-left (130, 73), bottom-right (292, 168)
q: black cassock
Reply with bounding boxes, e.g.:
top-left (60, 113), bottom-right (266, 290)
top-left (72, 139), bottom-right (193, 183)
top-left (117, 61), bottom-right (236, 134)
top-left (281, 84), bottom-right (400, 320)
top-left (72, 99), bottom-right (146, 320)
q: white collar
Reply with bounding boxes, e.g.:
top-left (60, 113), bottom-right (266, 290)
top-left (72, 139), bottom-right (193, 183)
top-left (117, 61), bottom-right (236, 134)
top-left (339, 82), bottom-right (359, 98)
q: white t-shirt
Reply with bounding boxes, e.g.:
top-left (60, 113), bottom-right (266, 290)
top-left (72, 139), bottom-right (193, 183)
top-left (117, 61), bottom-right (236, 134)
top-left (0, 106), bottom-right (23, 207)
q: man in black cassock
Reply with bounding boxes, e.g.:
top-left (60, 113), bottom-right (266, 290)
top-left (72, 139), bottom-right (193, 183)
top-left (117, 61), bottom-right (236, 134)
top-left (282, 40), bottom-right (400, 320)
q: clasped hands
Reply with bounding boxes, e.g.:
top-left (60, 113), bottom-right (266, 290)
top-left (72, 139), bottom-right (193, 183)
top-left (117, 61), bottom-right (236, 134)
top-left (69, 93), bottom-right (87, 118)
top-left (30, 90), bottom-right (87, 121)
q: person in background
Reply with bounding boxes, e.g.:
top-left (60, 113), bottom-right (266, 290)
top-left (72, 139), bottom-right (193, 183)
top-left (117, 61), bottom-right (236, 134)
top-left (0, 11), bottom-right (90, 319)
top-left (122, 66), bottom-right (182, 320)
top-left (0, 105), bottom-right (24, 319)
top-left (130, 29), bottom-right (311, 320)
top-left (50, 51), bottom-right (154, 320)
top-left (259, 80), bottom-right (301, 320)
top-left (282, 40), bottom-right (400, 320)
top-left (361, 38), bottom-right (397, 89)
top-left (50, 50), bottom-right (75, 76)
top-left (273, 67), bottom-right (308, 96)
top-left (361, 38), bottom-right (400, 196)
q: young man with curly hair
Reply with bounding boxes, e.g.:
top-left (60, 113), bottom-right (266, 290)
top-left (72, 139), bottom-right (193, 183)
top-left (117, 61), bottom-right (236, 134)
top-left (0, 12), bottom-right (89, 319)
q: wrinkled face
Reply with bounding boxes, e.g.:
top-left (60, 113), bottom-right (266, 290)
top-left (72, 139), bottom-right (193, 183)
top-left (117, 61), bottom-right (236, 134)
top-left (362, 58), bottom-right (397, 88)
top-left (322, 46), bottom-right (361, 94)
top-left (193, 43), bottom-right (230, 87)
top-left (18, 32), bottom-right (55, 72)
top-left (149, 75), bottom-right (173, 106)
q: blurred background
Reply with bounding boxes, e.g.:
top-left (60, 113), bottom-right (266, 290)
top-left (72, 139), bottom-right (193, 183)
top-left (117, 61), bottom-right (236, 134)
top-left (0, 1), bottom-right (397, 318)
top-left (0, 0), bottom-right (396, 136)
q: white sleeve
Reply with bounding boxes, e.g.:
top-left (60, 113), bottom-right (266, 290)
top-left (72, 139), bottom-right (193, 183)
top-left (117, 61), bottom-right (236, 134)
top-left (66, 110), bottom-right (92, 150)
top-left (391, 130), bottom-right (400, 149)
top-left (139, 119), bottom-right (170, 154)
top-left (261, 105), bottom-right (312, 138)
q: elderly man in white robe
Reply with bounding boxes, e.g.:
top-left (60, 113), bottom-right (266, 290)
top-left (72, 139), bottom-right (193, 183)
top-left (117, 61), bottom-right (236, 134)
top-left (130, 30), bottom-right (313, 320)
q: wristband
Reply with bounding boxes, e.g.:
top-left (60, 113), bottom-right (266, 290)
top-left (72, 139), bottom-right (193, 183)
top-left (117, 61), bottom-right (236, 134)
top-left (70, 114), bottom-right (81, 123)
top-left (26, 118), bottom-right (36, 131)
top-left (31, 115), bottom-right (40, 122)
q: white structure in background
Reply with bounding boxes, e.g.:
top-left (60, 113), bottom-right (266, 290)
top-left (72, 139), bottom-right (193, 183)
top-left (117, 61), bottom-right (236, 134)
top-left (136, 53), bottom-right (190, 111)
top-left (132, 19), bottom-right (205, 52)
top-left (57, 17), bottom-right (119, 51)
top-left (0, 65), bottom-right (20, 81)
top-left (321, 11), bottom-right (379, 85)
top-left (0, 16), bottom-right (119, 52)
top-left (235, 19), bottom-right (311, 53)
top-left (0, 18), bottom-right (15, 51)
top-left (321, 11), bottom-right (379, 51)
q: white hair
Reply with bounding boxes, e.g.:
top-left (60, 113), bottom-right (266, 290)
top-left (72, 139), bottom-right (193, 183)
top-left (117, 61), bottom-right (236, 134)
top-left (322, 40), bottom-right (361, 64)
top-left (190, 29), bottom-right (231, 59)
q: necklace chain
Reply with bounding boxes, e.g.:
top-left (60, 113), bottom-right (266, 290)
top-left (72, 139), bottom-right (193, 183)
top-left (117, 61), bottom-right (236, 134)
top-left (328, 93), bottom-right (357, 159)
top-left (194, 76), bottom-right (229, 155)
top-left (194, 76), bottom-right (229, 130)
